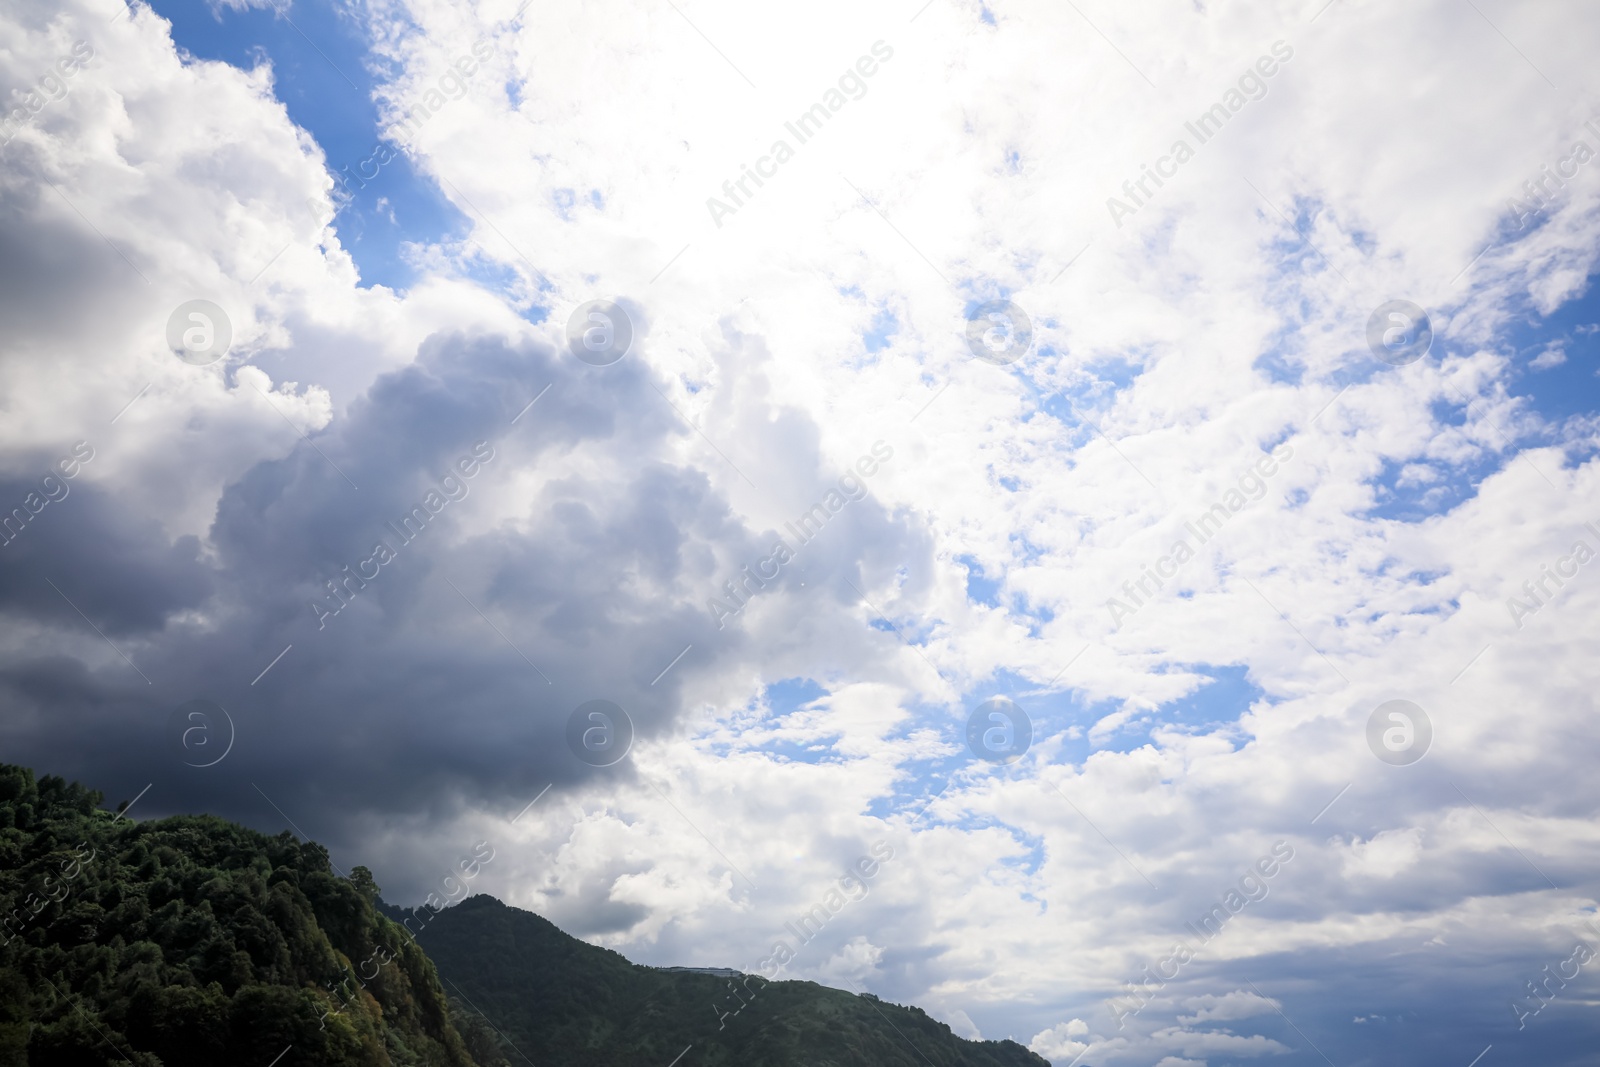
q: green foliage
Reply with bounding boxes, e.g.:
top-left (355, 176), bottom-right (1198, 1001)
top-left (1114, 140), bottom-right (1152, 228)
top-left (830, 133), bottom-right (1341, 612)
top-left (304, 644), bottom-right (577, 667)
top-left (399, 895), bottom-right (1050, 1067)
top-left (445, 999), bottom-right (512, 1067)
top-left (0, 763), bottom-right (1047, 1066)
top-left (0, 764), bottom-right (487, 1067)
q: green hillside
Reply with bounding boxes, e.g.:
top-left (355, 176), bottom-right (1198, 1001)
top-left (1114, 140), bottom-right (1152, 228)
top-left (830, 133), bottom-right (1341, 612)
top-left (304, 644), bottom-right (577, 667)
top-left (0, 763), bottom-right (1045, 1066)
top-left (0, 765), bottom-right (502, 1067)
top-left (395, 894), bottom-right (1049, 1067)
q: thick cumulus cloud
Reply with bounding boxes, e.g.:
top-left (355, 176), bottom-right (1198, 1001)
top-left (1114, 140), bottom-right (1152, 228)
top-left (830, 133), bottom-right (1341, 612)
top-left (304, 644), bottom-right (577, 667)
top-left (0, 0), bottom-right (929, 871)
top-left (7, 0), bottom-right (1600, 1063)
top-left (0, 318), bottom-right (930, 853)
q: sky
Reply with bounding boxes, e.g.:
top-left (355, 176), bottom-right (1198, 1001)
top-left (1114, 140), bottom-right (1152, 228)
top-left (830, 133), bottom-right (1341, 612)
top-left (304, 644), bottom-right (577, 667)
top-left (3, 0), bottom-right (1600, 1064)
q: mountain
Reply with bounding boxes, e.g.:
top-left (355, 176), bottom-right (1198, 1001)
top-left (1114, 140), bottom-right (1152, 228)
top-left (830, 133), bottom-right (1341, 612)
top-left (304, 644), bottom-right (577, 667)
top-left (391, 894), bottom-right (1050, 1067)
top-left (0, 764), bottom-right (503, 1067)
top-left (0, 763), bottom-right (1046, 1066)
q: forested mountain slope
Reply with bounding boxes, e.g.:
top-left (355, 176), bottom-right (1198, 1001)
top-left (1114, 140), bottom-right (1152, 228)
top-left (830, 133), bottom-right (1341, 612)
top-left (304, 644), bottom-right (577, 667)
top-left (0, 764), bottom-right (1045, 1066)
top-left (396, 894), bottom-right (1050, 1067)
top-left (0, 765), bottom-right (504, 1067)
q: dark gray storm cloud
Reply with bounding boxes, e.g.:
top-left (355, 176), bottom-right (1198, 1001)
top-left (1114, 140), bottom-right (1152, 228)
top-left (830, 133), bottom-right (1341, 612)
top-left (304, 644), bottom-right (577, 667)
top-left (0, 325), bottom-right (928, 869)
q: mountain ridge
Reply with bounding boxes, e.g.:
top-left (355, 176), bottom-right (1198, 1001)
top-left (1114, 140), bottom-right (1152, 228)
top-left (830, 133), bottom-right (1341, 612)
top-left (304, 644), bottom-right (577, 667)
top-left (389, 893), bottom-right (1050, 1067)
top-left (0, 763), bottom-right (1047, 1066)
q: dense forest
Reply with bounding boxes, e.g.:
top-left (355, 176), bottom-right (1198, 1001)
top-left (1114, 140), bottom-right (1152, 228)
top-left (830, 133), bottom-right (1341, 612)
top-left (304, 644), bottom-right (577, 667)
top-left (0, 764), bottom-right (1045, 1066)
top-left (0, 765), bottom-right (504, 1066)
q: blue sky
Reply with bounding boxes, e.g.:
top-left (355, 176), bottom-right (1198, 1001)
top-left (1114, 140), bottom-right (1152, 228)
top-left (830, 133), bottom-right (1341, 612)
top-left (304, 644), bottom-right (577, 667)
top-left (5, 0), bottom-right (1600, 1064)
top-left (152, 0), bottom-right (464, 290)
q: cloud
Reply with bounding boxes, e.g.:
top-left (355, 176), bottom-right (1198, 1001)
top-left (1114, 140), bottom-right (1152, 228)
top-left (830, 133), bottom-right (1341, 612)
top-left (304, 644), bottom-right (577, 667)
top-left (943, 1007), bottom-right (982, 1040)
top-left (1531, 343), bottom-right (1569, 369)
top-left (6, 0), bottom-right (1600, 1064)
top-left (1029, 1018), bottom-right (1088, 1063)
top-left (817, 935), bottom-right (884, 984)
top-left (1336, 828), bottom-right (1426, 881)
top-left (1177, 990), bottom-right (1280, 1023)
top-left (1150, 1027), bottom-right (1290, 1058)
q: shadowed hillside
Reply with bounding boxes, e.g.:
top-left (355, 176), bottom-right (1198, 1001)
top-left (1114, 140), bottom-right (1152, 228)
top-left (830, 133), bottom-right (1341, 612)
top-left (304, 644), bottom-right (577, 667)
top-left (392, 894), bottom-right (1050, 1067)
top-left (0, 763), bottom-right (1045, 1066)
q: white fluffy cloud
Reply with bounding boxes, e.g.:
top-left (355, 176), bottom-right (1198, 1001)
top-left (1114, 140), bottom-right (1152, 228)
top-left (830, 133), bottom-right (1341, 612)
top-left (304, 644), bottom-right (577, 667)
top-left (5, 0), bottom-right (1600, 1063)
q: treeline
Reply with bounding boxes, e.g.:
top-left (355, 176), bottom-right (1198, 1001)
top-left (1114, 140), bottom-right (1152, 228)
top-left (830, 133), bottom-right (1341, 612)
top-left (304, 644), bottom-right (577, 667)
top-left (403, 894), bottom-right (1050, 1067)
top-left (0, 764), bottom-right (506, 1067)
top-left (0, 763), bottom-right (1047, 1066)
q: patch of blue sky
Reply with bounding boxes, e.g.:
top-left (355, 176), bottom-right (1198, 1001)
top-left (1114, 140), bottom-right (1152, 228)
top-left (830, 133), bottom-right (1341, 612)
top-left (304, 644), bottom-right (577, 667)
top-left (869, 617), bottom-right (928, 651)
top-left (1027, 412), bottom-right (1096, 455)
top-left (1026, 663), bottom-right (1262, 756)
top-left (977, 667), bottom-right (1095, 731)
top-left (706, 677), bottom-right (845, 765)
top-left (850, 694), bottom-right (988, 813)
top-left (1497, 271), bottom-right (1600, 430)
top-left (1005, 530), bottom-right (1049, 567)
top-left (1254, 326), bottom-right (1307, 387)
top-left (1360, 448), bottom-right (1499, 524)
top-left (1076, 351), bottom-right (1142, 392)
top-left (1147, 663), bottom-right (1265, 734)
top-left (457, 253), bottom-right (546, 324)
top-left (865, 772), bottom-right (953, 825)
top-left (745, 737), bottom-right (846, 765)
top-left (954, 554), bottom-right (1058, 632)
top-left (1258, 194), bottom-right (1347, 285)
top-left (1372, 557), bottom-right (1453, 588)
top-left (751, 603), bottom-right (1258, 803)
top-left (956, 553), bottom-right (1002, 608)
top-left (1029, 352), bottom-right (1140, 425)
top-left (1018, 602), bottom-right (1055, 633)
top-left (863, 308), bottom-right (897, 353)
top-left (765, 677), bottom-right (827, 713)
top-left (1003, 831), bottom-right (1047, 879)
top-left (150, 0), bottom-right (468, 292)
